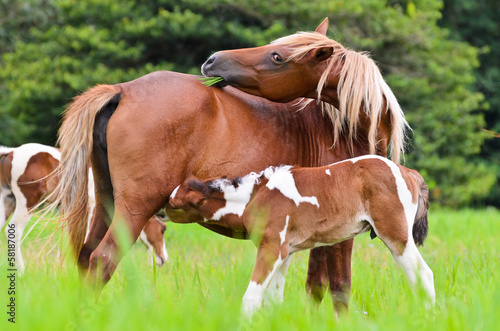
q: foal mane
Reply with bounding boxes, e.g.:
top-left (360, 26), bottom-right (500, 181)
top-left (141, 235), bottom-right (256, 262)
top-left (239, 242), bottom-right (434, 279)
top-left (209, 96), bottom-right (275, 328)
top-left (272, 32), bottom-right (409, 163)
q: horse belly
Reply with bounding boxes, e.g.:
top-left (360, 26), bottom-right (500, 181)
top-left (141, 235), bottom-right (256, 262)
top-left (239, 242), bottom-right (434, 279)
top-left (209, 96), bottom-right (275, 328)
top-left (290, 210), bottom-right (370, 251)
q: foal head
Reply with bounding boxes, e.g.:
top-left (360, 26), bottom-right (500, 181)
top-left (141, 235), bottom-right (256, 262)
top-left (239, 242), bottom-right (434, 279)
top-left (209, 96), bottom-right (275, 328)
top-left (169, 178), bottom-right (227, 219)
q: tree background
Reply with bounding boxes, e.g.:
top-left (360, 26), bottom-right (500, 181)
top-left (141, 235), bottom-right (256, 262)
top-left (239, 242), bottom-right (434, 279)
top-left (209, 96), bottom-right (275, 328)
top-left (0, 0), bottom-right (498, 207)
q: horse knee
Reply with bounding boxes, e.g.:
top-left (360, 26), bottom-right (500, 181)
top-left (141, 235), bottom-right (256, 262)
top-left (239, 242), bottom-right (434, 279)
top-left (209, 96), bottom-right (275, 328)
top-left (88, 248), bottom-right (116, 283)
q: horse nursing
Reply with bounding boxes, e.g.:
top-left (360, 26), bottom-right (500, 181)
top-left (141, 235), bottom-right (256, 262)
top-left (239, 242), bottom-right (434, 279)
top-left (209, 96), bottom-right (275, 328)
top-left (0, 143), bottom-right (167, 274)
top-left (49, 18), bottom-right (407, 314)
top-left (169, 155), bottom-right (435, 316)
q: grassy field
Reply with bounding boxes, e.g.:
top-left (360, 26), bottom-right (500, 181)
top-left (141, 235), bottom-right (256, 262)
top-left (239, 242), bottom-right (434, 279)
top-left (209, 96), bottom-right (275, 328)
top-left (0, 207), bottom-right (499, 330)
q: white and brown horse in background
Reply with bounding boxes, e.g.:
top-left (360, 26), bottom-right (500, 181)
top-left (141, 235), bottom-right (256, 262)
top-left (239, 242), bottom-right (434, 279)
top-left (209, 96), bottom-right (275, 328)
top-left (170, 155), bottom-right (434, 317)
top-left (46, 19), bottom-right (408, 314)
top-left (0, 143), bottom-right (167, 274)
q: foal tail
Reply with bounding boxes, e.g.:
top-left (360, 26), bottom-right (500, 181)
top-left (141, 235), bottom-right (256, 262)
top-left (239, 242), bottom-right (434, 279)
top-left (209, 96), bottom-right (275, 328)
top-left (410, 170), bottom-right (429, 246)
top-left (46, 84), bottom-right (122, 258)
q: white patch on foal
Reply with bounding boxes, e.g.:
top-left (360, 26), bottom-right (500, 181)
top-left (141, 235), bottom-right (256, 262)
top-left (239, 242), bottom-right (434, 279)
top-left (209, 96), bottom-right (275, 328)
top-left (325, 169), bottom-right (331, 176)
top-left (242, 253), bottom-right (284, 317)
top-left (170, 185), bottom-right (180, 200)
top-left (211, 172), bottom-right (261, 220)
top-left (264, 166), bottom-right (319, 207)
top-left (279, 215), bottom-right (289, 245)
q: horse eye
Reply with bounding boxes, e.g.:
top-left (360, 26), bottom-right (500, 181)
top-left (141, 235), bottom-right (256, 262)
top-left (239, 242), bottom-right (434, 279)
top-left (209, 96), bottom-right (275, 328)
top-left (271, 52), bottom-right (283, 63)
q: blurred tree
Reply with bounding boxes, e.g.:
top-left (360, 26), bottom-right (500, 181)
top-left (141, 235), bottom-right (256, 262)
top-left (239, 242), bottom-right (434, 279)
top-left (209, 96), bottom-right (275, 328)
top-left (439, 0), bottom-right (500, 206)
top-left (0, 0), bottom-right (495, 206)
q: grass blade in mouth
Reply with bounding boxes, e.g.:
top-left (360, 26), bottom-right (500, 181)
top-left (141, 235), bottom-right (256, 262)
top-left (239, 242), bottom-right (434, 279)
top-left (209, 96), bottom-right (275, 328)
top-left (199, 76), bottom-right (225, 87)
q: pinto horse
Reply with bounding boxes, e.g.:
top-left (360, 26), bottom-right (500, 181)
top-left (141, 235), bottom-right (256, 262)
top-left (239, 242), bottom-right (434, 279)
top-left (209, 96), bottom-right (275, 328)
top-left (46, 19), bottom-right (407, 314)
top-left (0, 143), bottom-right (167, 274)
top-left (169, 155), bottom-right (434, 316)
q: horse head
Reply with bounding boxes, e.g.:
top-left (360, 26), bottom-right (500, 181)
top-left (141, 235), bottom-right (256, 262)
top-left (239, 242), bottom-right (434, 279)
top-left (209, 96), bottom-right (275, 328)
top-left (201, 17), bottom-right (409, 162)
top-left (141, 216), bottom-right (168, 266)
top-left (202, 18), bottom-right (338, 104)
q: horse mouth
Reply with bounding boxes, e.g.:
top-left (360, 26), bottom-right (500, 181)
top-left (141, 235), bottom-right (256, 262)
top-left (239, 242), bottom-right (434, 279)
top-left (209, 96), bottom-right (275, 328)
top-left (212, 79), bottom-right (228, 88)
top-left (156, 256), bottom-right (166, 266)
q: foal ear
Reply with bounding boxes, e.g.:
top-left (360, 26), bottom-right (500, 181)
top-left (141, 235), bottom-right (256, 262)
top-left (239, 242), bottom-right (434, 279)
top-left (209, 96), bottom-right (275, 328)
top-left (311, 46), bottom-right (334, 62)
top-left (186, 191), bottom-right (207, 208)
top-left (315, 17), bottom-right (329, 36)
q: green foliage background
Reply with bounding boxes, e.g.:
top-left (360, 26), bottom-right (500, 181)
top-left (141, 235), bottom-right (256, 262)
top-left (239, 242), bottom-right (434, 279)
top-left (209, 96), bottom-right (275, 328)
top-left (0, 0), bottom-right (497, 207)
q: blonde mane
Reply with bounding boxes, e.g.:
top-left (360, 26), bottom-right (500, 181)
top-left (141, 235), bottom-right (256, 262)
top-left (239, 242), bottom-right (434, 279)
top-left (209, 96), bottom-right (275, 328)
top-left (271, 32), bottom-right (409, 163)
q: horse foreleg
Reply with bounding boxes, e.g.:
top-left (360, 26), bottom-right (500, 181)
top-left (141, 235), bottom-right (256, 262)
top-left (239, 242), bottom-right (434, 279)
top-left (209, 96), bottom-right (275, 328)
top-left (325, 239), bottom-right (354, 316)
top-left (242, 238), bottom-right (289, 317)
top-left (305, 247), bottom-right (329, 303)
top-left (264, 253), bottom-right (292, 306)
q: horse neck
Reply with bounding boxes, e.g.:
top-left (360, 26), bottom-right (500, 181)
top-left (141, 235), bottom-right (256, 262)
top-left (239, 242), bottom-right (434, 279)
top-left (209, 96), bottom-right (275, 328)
top-left (273, 103), bottom-right (370, 166)
top-left (357, 98), bottom-right (392, 157)
top-left (311, 86), bottom-right (392, 159)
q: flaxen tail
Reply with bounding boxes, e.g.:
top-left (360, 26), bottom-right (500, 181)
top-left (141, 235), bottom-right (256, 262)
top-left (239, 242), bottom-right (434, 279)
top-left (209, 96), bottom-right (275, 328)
top-left (411, 171), bottom-right (429, 246)
top-left (45, 84), bottom-right (121, 258)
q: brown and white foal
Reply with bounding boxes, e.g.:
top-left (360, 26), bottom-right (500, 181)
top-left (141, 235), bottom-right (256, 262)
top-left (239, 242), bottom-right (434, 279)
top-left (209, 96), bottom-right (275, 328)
top-left (169, 155), bottom-right (435, 316)
top-left (0, 143), bottom-right (167, 274)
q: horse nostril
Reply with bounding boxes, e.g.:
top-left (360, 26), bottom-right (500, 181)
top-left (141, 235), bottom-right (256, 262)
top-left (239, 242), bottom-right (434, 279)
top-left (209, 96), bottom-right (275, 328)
top-left (202, 54), bottom-right (218, 75)
top-left (206, 56), bottom-right (215, 65)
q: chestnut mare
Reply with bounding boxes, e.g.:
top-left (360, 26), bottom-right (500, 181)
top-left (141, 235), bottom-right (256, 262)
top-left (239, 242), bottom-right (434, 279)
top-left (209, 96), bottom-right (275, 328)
top-left (0, 143), bottom-right (167, 274)
top-left (46, 19), bottom-right (407, 314)
top-left (169, 155), bottom-right (434, 316)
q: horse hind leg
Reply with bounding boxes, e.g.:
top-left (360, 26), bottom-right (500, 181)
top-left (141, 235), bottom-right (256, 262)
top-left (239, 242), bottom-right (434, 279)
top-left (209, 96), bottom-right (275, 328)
top-left (370, 210), bottom-right (435, 305)
top-left (87, 194), bottom-right (157, 283)
top-left (391, 241), bottom-right (435, 305)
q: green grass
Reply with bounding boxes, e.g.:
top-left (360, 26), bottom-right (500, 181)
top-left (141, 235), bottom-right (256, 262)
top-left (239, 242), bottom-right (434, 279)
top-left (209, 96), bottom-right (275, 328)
top-left (0, 207), bottom-right (499, 330)
top-left (199, 76), bottom-right (225, 86)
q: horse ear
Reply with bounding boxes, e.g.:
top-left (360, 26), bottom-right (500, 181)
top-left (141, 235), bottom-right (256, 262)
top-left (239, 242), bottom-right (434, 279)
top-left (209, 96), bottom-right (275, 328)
top-left (315, 17), bottom-right (329, 36)
top-left (311, 46), bottom-right (334, 62)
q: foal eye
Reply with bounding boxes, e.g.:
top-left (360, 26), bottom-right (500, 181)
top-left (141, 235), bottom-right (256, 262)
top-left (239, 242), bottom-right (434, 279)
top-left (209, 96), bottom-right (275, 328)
top-left (271, 52), bottom-right (283, 63)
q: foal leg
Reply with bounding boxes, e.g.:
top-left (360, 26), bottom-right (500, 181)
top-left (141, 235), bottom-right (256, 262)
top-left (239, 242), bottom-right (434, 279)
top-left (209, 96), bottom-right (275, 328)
top-left (371, 210), bottom-right (435, 304)
top-left (264, 254), bottom-right (293, 306)
top-left (389, 241), bottom-right (435, 304)
top-left (242, 238), bottom-right (289, 317)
